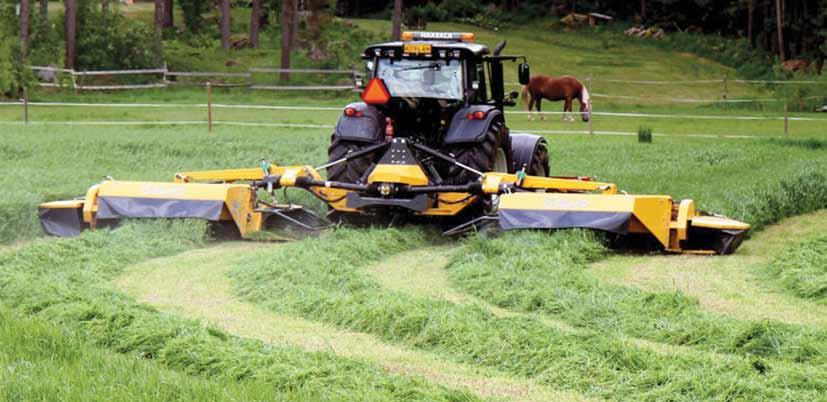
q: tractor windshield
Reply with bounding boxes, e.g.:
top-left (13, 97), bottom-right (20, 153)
top-left (376, 59), bottom-right (463, 100)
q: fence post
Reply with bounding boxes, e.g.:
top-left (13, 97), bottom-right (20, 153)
top-left (784, 102), bottom-right (789, 137)
top-left (206, 82), bottom-right (213, 132)
top-left (722, 74), bottom-right (728, 100)
top-left (587, 75), bottom-right (593, 136)
top-left (23, 87), bottom-right (29, 126)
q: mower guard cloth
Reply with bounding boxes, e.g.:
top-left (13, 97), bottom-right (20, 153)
top-left (500, 209), bottom-right (632, 233)
top-left (497, 192), bottom-right (673, 247)
top-left (97, 197), bottom-right (223, 220)
top-left (39, 201), bottom-right (84, 237)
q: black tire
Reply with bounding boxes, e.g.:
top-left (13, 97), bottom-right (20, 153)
top-left (326, 137), bottom-right (378, 184)
top-left (510, 134), bottom-right (550, 177)
top-left (442, 121), bottom-right (511, 185)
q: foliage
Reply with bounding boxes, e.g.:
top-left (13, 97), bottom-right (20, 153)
top-left (178, 0), bottom-right (211, 33)
top-left (637, 126), bottom-right (653, 143)
top-left (74, 4), bottom-right (163, 70)
top-left (765, 235), bottom-right (827, 302)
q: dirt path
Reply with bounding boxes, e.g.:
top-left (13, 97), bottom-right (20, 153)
top-left (591, 210), bottom-right (827, 326)
top-left (114, 243), bottom-right (587, 402)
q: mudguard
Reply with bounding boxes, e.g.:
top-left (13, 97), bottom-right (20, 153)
top-left (443, 105), bottom-right (501, 144)
top-left (510, 133), bottom-right (549, 175)
top-left (333, 102), bottom-right (385, 143)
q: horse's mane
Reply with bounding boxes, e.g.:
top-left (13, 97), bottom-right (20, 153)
top-left (580, 85), bottom-right (590, 105)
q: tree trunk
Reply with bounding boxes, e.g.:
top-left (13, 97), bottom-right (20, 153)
top-left (747, 0), bottom-right (754, 46)
top-left (64, 0), bottom-right (76, 69)
top-left (39, 0), bottom-right (47, 21)
top-left (219, 0), bottom-right (231, 51)
top-left (102, 0), bottom-right (109, 13)
top-left (641, 0), bottom-right (646, 20)
top-left (280, 0), bottom-right (296, 81)
top-left (249, 0), bottom-right (261, 47)
top-left (391, 0), bottom-right (402, 40)
top-left (775, 0), bottom-right (785, 61)
top-left (20, 0), bottom-right (30, 59)
top-left (290, 0), bottom-right (299, 47)
top-left (163, 0), bottom-right (173, 27)
top-left (154, 0), bottom-right (164, 32)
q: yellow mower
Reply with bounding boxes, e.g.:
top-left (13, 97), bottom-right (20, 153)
top-left (38, 32), bottom-right (749, 254)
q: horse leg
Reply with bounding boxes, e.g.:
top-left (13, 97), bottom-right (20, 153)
top-left (537, 97), bottom-right (544, 120)
top-left (564, 98), bottom-right (574, 122)
top-left (527, 96), bottom-right (535, 121)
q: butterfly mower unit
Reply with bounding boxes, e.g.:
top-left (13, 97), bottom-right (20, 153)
top-left (38, 32), bottom-right (749, 254)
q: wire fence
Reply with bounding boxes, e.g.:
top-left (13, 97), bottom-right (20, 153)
top-left (28, 65), bottom-right (361, 91)
top-left (2, 99), bottom-right (825, 139)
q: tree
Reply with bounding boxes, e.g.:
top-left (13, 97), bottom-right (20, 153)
top-left (20, 0), bottom-right (30, 58)
top-left (391, 0), bottom-right (402, 40)
top-left (219, 0), bottom-right (231, 51)
top-left (39, 0), bottom-right (47, 24)
top-left (102, 0), bottom-right (108, 13)
top-left (775, 0), bottom-right (785, 61)
top-left (154, 0), bottom-right (164, 31)
top-left (163, 0), bottom-right (173, 27)
top-left (65, 0), bottom-right (77, 69)
top-left (249, 0), bottom-right (261, 47)
top-left (640, 0), bottom-right (646, 20)
top-left (747, 0), bottom-right (754, 46)
top-left (280, 0), bottom-right (296, 81)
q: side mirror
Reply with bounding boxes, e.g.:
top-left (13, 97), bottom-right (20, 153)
top-left (518, 63), bottom-right (530, 85)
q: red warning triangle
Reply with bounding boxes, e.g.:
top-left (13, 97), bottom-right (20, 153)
top-left (361, 78), bottom-right (391, 105)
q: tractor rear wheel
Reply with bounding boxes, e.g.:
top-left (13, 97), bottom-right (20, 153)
top-left (326, 138), bottom-right (378, 184)
top-left (443, 123), bottom-right (511, 185)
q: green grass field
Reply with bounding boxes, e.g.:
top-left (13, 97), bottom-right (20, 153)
top-left (2, 16), bottom-right (827, 402)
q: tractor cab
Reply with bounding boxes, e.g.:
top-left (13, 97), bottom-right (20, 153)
top-left (361, 31), bottom-right (529, 111)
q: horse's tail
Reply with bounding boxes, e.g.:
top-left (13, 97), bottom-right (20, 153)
top-left (521, 85), bottom-right (530, 110)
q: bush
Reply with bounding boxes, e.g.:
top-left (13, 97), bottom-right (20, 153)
top-left (74, 4), bottom-right (163, 71)
top-left (637, 126), bottom-right (653, 143)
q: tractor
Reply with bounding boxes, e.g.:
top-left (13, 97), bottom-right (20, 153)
top-left (38, 32), bottom-right (750, 254)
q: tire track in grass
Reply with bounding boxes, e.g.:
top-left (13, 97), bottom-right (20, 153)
top-left (114, 242), bottom-right (588, 402)
top-left (591, 210), bottom-right (827, 326)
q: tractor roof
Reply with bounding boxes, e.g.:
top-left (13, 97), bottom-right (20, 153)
top-left (363, 32), bottom-right (489, 58)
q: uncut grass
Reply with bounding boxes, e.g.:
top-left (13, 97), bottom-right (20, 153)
top-left (0, 306), bottom-right (308, 402)
top-left (230, 228), bottom-right (827, 401)
top-left (0, 221), bottom-right (473, 402)
top-left (764, 235), bottom-right (827, 302)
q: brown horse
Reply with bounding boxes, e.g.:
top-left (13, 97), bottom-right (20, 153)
top-left (521, 75), bottom-right (591, 122)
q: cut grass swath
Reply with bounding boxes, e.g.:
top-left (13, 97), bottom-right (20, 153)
top-left (0, 222), bottom-right (475, 402)
top-left (230, 227), bottom-right (827, 401)
top-left (764, 235), bottom-right (827, 302)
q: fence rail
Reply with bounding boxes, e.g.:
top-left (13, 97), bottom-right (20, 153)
top-left (28, 65), bottom-right (360, 92)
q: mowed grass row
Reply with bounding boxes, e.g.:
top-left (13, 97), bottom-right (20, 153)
top-left (229, 228), bottom-right (827, 401)
top-left (764, 234), bottom-right (827, 302)
top-left (0, 222), bottom-right (474, 401)
top-left (0, 305), bottom-right (307, 402)
top-left (446, 227), bottom-right (827, 364)
top-left (2, 124), bottom-right (826, 243)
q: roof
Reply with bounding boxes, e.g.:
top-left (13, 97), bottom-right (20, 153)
top-left (364, 41), bottom-right (489, 57)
